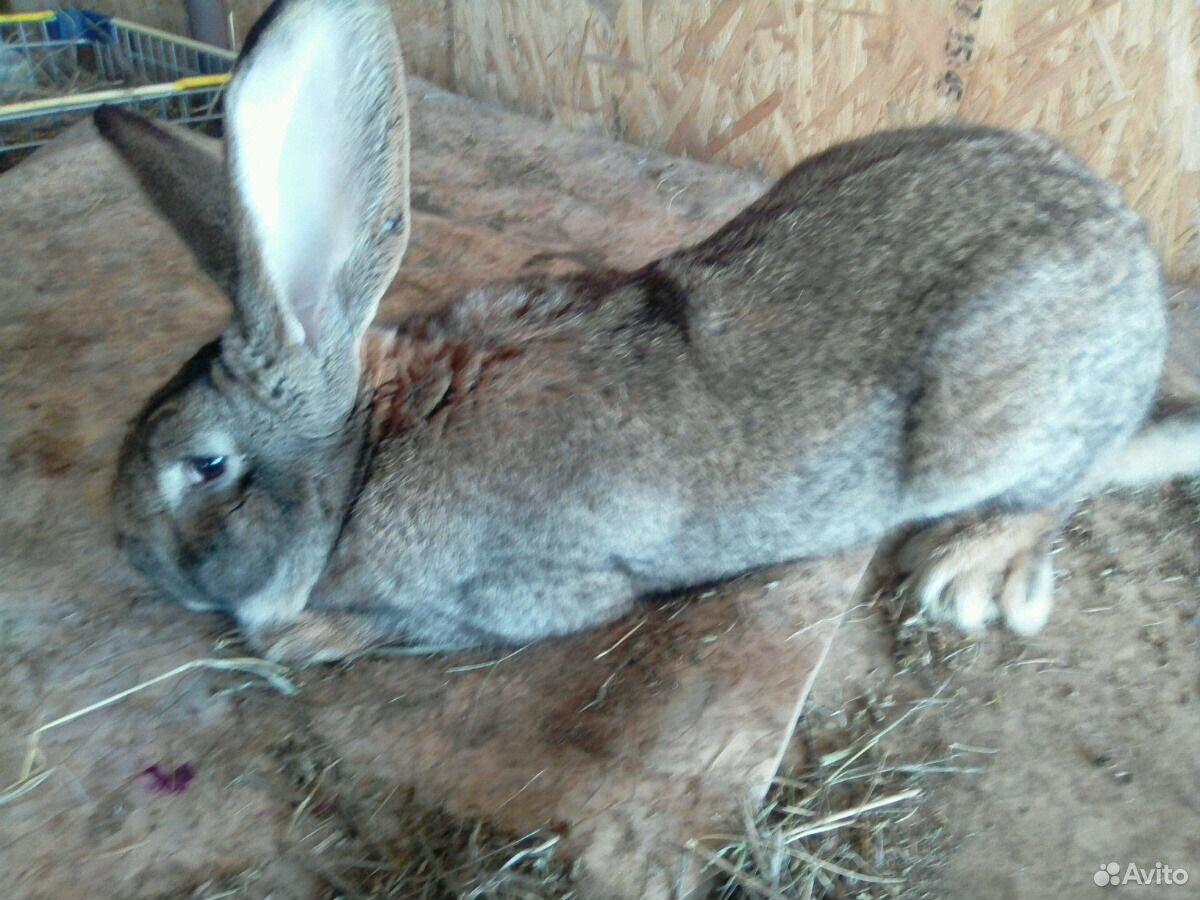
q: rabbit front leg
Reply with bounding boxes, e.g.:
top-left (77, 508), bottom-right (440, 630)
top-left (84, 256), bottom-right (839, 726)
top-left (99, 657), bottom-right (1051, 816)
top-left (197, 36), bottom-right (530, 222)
top-left (248, 608), bottom-right (397, 666)
top-left (446, 567), bottom-right (642, 646)
top-left (247, 567), bottom-right (641, 664)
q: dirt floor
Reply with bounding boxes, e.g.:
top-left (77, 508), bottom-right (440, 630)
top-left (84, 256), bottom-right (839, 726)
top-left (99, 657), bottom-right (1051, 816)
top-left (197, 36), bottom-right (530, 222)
top-left (811, 470), bottom-right (1200, 899)
top-left (0, 80), bottom-right (1197, 900)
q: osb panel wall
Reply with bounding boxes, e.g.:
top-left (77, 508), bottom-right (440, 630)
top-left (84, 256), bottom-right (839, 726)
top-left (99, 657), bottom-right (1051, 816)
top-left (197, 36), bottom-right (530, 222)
top-left (21, 1), bottom-right (1195, 277)
top-left (449, 1), bottom-right (1198, 280)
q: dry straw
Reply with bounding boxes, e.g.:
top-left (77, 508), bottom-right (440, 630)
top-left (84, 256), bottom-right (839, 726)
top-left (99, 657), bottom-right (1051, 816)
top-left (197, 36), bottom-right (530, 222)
top-left (0, 657), bottom-right (296, 806)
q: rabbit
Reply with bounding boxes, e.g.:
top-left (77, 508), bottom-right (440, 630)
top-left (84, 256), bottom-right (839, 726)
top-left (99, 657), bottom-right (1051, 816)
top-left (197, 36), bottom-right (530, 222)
top-left (100, 0), bottom-right (1200, 666)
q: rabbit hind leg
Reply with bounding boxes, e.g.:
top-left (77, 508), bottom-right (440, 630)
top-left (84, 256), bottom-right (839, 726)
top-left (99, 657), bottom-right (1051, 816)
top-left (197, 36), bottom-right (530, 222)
top-left (895, 273), bottom-right (1162, 634)
top-left (895, 366), bottom-right (1109, 636)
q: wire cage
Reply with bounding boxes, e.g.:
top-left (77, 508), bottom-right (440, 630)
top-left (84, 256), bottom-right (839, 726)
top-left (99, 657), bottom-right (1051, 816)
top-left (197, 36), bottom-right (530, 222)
top-left (0, 9), bottom-right (235, 166)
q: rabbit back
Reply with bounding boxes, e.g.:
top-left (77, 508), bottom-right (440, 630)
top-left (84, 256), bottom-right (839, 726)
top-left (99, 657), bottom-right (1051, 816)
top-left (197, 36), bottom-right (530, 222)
top-left (662, 123), bottom-right (1164, 512)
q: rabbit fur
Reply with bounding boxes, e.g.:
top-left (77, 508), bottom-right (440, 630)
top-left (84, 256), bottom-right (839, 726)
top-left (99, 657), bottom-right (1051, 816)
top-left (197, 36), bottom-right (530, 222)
top-left (100, 0), bottom-right (1197, 664)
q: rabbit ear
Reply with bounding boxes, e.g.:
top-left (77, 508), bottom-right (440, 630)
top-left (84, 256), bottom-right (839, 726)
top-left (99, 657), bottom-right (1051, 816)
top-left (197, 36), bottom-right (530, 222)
top-left (224, 0), bottom-right (410, 358)
top-left (94, 105), bottom-right (236, 295)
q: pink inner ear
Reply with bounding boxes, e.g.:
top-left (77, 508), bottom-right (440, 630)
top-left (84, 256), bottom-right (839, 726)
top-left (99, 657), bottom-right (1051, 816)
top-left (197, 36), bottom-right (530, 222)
top-left (227, 5), bottom-right (359, 357)
top-left (294, 302), bottom-right (324, 350)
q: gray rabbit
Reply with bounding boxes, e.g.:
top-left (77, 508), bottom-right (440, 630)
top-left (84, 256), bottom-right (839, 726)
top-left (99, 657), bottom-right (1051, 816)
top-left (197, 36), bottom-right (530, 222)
top-left (101, 0), bottom-right (1199, 664)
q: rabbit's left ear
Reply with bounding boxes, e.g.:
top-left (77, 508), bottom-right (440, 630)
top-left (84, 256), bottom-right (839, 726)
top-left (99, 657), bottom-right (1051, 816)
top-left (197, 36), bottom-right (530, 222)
top-left (94, 105), bottom-right (236, 296)
top-left (225, 0), bottom-right (409, 358)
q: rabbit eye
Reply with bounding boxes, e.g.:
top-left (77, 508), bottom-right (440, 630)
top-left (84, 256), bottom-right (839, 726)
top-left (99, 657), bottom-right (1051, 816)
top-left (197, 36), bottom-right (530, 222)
top-left (187, 455), bottom-right (227, 484)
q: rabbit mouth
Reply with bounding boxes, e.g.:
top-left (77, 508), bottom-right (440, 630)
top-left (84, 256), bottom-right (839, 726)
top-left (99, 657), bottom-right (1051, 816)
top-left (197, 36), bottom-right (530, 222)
top-left (230, 561), bottom-right (324, 634)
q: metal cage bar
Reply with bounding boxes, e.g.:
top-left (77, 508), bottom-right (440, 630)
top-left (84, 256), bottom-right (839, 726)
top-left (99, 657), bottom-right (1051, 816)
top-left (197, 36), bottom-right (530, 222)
top-left (0, 9), bottom-right (236, 159)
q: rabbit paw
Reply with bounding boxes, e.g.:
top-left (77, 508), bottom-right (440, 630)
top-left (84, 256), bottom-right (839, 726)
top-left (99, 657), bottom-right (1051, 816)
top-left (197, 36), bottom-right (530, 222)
top-left (249, 612), bottom-right (379, 666)
top-left (898, 510), bottom-right (1060, 635)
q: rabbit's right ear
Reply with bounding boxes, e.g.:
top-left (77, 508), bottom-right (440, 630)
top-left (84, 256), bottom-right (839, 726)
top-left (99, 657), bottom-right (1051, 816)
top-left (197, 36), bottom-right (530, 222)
top-left (223, 0), bottom-right (410, 367)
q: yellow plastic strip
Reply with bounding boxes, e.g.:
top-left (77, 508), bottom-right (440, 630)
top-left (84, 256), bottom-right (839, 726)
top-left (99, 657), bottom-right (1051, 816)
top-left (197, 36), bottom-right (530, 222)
top-left (174, 74), bottom-right (231, 90)
top-left (0, 78), bottom-right (225, 118)
top-left (0, 11), bottom-right (55, 23)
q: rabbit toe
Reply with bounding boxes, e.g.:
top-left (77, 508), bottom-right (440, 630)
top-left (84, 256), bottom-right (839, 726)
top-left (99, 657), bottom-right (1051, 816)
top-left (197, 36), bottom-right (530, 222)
top-left (900, 510), bottom-right (1059, 636)
top-left (997, 548), bottom-right (1054, 635)
top-left (904, 549), bottom-right (1001, 633)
